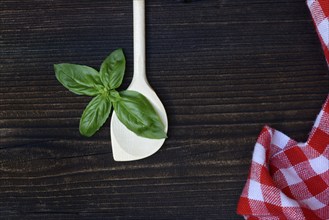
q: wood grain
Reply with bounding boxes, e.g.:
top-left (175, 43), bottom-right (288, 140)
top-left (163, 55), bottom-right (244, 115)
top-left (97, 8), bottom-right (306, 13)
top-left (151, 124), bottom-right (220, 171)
top-left (1, 0), bottom-right (328, 219)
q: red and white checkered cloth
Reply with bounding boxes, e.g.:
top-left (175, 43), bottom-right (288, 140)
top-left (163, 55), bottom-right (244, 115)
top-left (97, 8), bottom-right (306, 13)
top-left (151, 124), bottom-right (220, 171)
top-left (237, 100), bottom-right (329, 219)
top-left (308, 0), bottom-right (329, 65)
top-left (237, 1), bottom-right (329, 219)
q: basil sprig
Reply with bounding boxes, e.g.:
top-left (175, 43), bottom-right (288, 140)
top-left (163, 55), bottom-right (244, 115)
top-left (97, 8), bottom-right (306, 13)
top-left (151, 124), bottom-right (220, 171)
top-left (54, 49), bottom-right (167, 139)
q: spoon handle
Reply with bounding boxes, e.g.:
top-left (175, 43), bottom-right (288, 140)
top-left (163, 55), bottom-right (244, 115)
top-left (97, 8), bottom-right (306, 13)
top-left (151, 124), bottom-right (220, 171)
top-left (133, 0), bottom-right (147, 83)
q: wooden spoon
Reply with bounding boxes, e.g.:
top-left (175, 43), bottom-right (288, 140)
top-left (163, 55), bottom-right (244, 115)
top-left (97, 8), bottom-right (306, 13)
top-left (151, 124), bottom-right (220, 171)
top-left (110, 0), bottom-right (168, 161)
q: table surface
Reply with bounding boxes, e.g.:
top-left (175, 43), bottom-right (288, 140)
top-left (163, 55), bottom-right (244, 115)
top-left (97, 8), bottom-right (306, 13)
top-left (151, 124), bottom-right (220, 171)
top-left (1, 0), bottom-right (328, 219)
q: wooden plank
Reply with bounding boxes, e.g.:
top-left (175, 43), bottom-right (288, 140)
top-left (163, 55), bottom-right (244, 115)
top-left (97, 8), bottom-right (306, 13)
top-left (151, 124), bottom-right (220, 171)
top-left (0, 0), bottom-right (328, 219)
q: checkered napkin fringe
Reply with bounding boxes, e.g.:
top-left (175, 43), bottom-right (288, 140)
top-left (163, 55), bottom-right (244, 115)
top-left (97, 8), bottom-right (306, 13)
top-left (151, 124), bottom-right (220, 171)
top-left (308, 0), bottom-right (329, 65)
top-left (237, 97), bottom-right (329, 219)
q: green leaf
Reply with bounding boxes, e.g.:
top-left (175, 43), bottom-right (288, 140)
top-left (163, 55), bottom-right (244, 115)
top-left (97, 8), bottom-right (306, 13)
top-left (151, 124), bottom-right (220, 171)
top-left (108, 90), bottom-right (121, 103)
top-left (113, 90), bottom-right (167, 139)
top-left (79, 94), bottom-right (112, 137)
top-left (54, 63), bottom-right (103, 96)
top-left (100, 48), bottom-right (126, 89)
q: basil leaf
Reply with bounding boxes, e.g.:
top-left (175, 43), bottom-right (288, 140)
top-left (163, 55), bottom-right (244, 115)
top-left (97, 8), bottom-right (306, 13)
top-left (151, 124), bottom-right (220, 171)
top-left (108, 90), bottom-right (121, 103)
top-left (79, 94), bottom-right (112, 137)
top-left (114, 90), bottom-right (167, 139)
top-left (54, 63), bottom-right (102, 96)
top-left (100, 48), bottom-right (126, 89)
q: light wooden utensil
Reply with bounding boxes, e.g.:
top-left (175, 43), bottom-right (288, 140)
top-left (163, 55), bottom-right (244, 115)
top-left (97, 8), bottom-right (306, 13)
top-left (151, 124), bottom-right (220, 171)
top-left (110, 0), bottom-right (168, 161)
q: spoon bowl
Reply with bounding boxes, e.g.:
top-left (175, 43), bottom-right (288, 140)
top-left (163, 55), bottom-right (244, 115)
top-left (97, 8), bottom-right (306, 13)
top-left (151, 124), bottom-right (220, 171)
top-left (111, 83), bottom-right (168, 161)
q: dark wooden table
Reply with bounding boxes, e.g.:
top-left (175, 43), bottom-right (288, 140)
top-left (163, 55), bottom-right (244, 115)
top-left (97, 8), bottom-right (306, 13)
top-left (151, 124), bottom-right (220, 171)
top-left (1, 0), bottom-right (328, 219)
